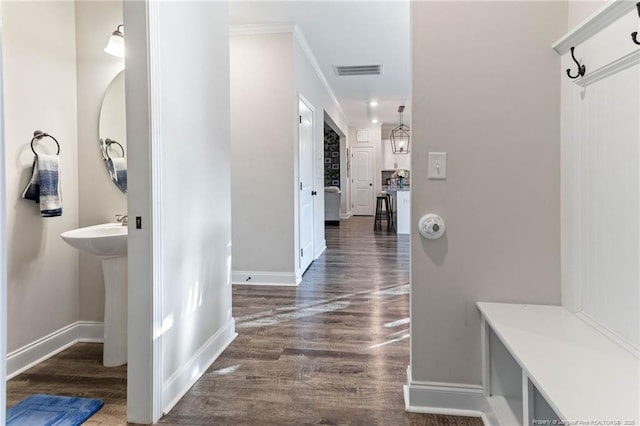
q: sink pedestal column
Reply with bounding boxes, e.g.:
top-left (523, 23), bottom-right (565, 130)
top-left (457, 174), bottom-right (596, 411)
top-left (101, 256), bottom-right (127, 367)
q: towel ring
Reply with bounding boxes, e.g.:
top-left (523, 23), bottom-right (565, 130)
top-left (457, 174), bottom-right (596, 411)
top-left (105, 138), bottom-right (125, 160)
top-left (30, 130), bottom-right (60, 156)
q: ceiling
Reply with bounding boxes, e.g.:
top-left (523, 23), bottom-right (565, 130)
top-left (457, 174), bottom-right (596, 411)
top-left (229, 1), bottom-right (411, 128)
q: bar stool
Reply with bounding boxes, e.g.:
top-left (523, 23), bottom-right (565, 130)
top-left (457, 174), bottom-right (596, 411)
top-left (386, 193), bottom-right (396, 232)
top-left (374, 194), bottom-right (391, 231)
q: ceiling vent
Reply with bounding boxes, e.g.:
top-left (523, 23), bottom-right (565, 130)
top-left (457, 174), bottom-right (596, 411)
top-left (334, 64), bottom-right (382, 77)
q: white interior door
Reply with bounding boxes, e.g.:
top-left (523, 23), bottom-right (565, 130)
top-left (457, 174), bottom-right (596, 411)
top-left (351, 146), bottom-right (374, 215)
top-left (299, 97), bottom-right (314, 273)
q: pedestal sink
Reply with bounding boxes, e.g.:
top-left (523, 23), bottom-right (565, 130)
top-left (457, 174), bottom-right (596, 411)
top-left (61, 223), bottom-right (127, 367)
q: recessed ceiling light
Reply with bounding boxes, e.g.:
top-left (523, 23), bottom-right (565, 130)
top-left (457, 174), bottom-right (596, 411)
top-left (372, 119), bottom-right (379, 124)
top-left (369, 101), bottom-right (378, 107)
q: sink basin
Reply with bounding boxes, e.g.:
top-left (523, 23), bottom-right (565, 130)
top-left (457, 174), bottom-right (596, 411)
top-left (61, 223), bottom-right (127, 258)
top-left (61, 222), bottom-right (128, 367)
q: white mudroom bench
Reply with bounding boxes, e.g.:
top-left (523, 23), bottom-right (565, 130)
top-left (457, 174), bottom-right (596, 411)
top-left (477, 302), bottom-right (639, 426)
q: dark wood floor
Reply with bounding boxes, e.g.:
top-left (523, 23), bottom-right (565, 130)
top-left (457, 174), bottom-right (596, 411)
top-left (7, 217), bottom-right (482, 425)
top-left (6, 343), bottom-right (127, 425)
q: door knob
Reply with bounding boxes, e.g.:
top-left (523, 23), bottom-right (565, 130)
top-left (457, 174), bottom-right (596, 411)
top-left (369, 183), bottom-right (373, 186)
top-left (311, 190), bottom-right (317, 196)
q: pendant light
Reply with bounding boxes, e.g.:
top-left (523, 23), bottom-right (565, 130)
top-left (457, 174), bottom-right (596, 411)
top-left (390, 105), bottom-right (410, 154)
top-left (104, 25), bottom-right (124, 58)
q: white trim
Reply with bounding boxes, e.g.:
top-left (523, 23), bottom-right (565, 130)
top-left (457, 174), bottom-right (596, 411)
top-left (232, 271), bottom-right (300, 286)
top-left (0, 16), bottom-right (7, 425)
top-left (315, 241), bottom-right (326, 260)
top-left (576, 312), bottom-right (640, 358)
top-left (340, 211), bottom-right (352, 219)
top-left (552, 0), bottom-right (636, 54)
top-left (7, 321), bottom-right (104, 379)
top-left (148, 0), bottom-right (164, 422)
top-left (575, 49), bottom-right (640, 87)
top-left (77, 321), bottom-right (106, 343)
top-left (404, 367), bottom-right (487, 420)
top-left (292, 27), bottom-right (347, 122)
top-left (230, 23), bottom-right (295, 36)
top-left (162, 319), bottom-right (236, 415)
top-left (298, 93), bottom-right (316, 276)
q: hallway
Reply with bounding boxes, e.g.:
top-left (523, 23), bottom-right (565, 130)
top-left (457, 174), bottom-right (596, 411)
top-left (159, 217), bottom-right (478, 425)
top-left (7, 217), bottom-right (481, 425)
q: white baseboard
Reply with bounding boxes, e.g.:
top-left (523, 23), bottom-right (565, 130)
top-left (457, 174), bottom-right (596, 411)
top-left (7, 321), bottom-right (104, 379)
top-left (404, 367), bottom-right (487, 422)
top-left (232, 271), bottom-right (300, 286)
top-left (340, 211), bottom-right (352, 219)
top-left (162, 319), bottom-right (237, 414)
top-left (315, 242), bottom-right (326, 260)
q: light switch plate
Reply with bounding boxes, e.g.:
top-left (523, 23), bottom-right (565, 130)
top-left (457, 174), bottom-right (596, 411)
top-left (428, 152), bottom-right (447, 180)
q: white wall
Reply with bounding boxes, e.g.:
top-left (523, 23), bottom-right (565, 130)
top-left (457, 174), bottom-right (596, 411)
top-left (230, 32), bottom-right (295, 278)
top-left (409, 0), bottom-right (566, 393)
top-left (75, 0), bottom-right (126, 323)
top-left (293, 32), bottom-right (349, 260)
top-left (2, 1), bottom-right (80, 353)
top-left (559, 4), bottom-right (640, 351)
top-left (124, 1), bottom-right (234, 421)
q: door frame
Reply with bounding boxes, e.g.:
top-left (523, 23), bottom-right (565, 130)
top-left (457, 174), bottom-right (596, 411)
top-left (350, 144), bottom-right (375, 216)
top-left (297, 93), bottom-right (315, 274)
top-left (0, 18), bottom-right (6, 426)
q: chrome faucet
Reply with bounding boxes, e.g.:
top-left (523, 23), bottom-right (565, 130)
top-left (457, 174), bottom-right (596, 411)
top-left (116, 214), bottom-right (128, 226)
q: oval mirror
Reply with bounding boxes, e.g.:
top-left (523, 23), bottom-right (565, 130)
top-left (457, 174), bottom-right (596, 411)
top-left (99, 70), bottom-right (127, 193)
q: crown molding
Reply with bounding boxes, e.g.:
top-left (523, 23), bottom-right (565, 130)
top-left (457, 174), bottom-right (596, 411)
top-left (292, 26), bottom-right (349, 124)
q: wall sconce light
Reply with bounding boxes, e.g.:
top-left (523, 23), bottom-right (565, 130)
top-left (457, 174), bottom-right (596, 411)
top-left (390, 105), bottom-right (410, 154)
top-left (104, 24), bottom-right (124, 58)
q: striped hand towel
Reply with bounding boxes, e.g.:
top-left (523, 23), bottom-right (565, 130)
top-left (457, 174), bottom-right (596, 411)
top-left (108, 157), bottom-right (127, 192)
top-left (22, 154), bottom-right (63, 217)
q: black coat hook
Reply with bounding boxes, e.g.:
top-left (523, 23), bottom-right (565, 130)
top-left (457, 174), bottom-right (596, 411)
top-left (566, 46), bottom-right (586, 79)
top-left (632, 2), bottom-right (640, 45)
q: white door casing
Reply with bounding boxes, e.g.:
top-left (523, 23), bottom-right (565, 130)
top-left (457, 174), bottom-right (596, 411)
top-left (0, 18), bottom-right (6, 426)
top-left (299, 97), bottom-right (314, 274)
top-left (351, 146), bottom-right (374, 215)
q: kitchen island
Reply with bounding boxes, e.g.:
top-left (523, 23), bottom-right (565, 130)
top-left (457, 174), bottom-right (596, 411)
top-left (387, 188), bottom-right (410, 234)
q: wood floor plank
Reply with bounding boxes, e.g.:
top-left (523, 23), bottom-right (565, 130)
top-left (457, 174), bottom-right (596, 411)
top-left (7, 217), bottom-right (482, 425)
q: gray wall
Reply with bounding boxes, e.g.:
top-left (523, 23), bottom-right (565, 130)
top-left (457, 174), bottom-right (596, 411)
top-left (75, 0), bottom-right (126, 323)
top-left (230, 32), bottom-right (295, 274)
top-left (3, 1), bottom-right (80, 353)
top-left (3, 0), bottom-right (127, 354)
top-left (230, 31), bottom-right (350, 279)
top-left (568, 0), bottom-right (607, 30)
top-left (410, 1), bottom-right (566, 385)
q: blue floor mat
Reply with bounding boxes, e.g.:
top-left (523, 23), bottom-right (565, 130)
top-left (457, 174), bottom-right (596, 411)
top-left (7, 394), bottom-right (104, 426)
